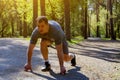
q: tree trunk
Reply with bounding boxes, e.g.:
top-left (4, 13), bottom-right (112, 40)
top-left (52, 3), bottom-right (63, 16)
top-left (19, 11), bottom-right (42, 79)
top-left (1, 20), bottom-right (8, 37)
top-left (23, 1), bottom-right (27, 38)
top-left (106, 0), bottom-right (110, 38)
top-left (19, 20), bottom-right (22, 36)
top-left (84, 0), bottom-right (88, 39)
top-left (105, 13), bottom-right (109, 38)
top-left (40, 0), bottom-right (45, 16)
top-left (118, 24), bottom-right (120, 38)
top-left (11, 20), bottom-right (14, 36)
top-left (108, 0), bottom-right (116, 40)
top-left (64, 0), bottom-right (71, 41)
top-left (1, 22), bottom-right (4, 37)
top-left (88, 13), bottom-right (90, 37)
top-left (23, 12), bottom-right (27, 38)
top-left (96, 2), bottom-right (100, 37)
top-left (33, 0), bottom-right (38, 29)
top-left (81, 7), bottom-right (84, 37)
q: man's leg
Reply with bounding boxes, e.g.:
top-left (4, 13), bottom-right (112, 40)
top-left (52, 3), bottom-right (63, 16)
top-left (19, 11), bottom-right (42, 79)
top-left (62, 40), bottom-right (76, 66)
top-left (63, 53), bottom-right (76, 66)
top-left (40, 39), bottom-right (51, 71)
top-left (63, 54), bottom-right (74, 61)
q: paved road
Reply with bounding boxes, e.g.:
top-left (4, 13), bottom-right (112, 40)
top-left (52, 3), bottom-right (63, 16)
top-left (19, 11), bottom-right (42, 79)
top-left (0, 38), bottom-right (120, 80)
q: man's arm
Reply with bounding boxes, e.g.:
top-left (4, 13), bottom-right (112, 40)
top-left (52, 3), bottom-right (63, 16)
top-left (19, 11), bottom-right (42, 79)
top-left (56, 43), bottom-right (64, 67)
top-left (27, 43), bottom-right (35, 65)
top-left (27, 27), bottom-right (39, 65)
top-left (24, 43), bottom-right (35, 71)
top-left (24, 27), bottom-right (39, 71)
top-left (56, 43), bottom-right (66, 74)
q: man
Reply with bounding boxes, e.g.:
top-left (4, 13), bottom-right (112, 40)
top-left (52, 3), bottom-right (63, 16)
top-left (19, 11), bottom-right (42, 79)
top-left (24, 16), bottom-right (76, 75)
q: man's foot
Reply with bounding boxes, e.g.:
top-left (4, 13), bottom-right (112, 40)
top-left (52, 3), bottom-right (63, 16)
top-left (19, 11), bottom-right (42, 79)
top-left (71, 55), bottom-right (76, 66)
top-left (41, 62), bottom-right (51, 72)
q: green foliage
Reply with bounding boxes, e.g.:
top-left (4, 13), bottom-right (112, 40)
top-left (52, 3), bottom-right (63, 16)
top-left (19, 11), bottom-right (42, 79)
top-left (0, 0), bottom-right (33, 37)
top-left (45, 0), bottom-right (64, 30)
top-left (99, 7), bottom-right (107, 36)
top-left (46, 0), bottom-right (64, 21)
top-left (70, 0), bottom-right (82, 37)
top-left (0, 0), bottom-right (120, 40)
top-left (90, 13), bottom-right (97, 37)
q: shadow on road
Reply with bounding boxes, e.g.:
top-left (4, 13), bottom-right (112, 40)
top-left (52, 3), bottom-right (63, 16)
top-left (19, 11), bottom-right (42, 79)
top-left (31, 71), bottom-right (55, 80)
top-left (49, 66), bottom-right (89, 80)
top-left (0, 38), bottom-right (43, 76)
top-left (32, 66), bottom-right (89, 80)
top-left (69, 40), bottom-right (120, 63)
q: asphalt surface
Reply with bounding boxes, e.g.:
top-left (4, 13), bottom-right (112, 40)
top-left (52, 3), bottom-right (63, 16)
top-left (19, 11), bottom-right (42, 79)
top-left (0, 38), bottom-right (120, 80)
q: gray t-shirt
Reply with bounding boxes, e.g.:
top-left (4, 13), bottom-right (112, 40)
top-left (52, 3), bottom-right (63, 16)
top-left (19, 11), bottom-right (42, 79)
top-left (30, 20), bottom-right (66, 45)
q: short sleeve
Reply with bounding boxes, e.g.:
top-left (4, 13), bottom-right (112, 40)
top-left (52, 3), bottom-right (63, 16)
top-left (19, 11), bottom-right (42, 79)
top-left (30, 28), bottom-right (40, 44)
top-left (54, 32), bottom-right (63, 45)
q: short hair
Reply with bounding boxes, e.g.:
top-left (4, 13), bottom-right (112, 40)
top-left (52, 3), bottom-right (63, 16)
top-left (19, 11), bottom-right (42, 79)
top-left (36, 16), bottom-right (48, 24)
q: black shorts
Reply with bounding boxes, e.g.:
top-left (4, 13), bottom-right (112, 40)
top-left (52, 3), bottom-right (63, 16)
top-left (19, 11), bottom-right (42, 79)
top-left (62, 40), bottom-right (69, 54)
top-left (44, 38), bottom-right (69, 54)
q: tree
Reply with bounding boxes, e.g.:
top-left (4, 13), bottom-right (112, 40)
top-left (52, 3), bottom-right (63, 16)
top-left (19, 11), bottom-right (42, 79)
top-left (0, 0), bottom-right (10, 37)
top-left (96, 1), bottom-right (100, 37)
top-left (33, 0), bottom-right (38, 29)
top-left (70, 0), bottom-right (82, 37)
top-left (23, 0), bottom-right (27, 38)
top-left (80, 0), bottom-right (85, 37)
top-left (64, 0), bottom-right (71, 41)
top-left (84, 0), bottom-right (88, 39)
top-left (40, 0), bottom-right (45, 16)
top-left (108, 0), bottom-right (116, 40)
top-left (0, 0), bottom-right (119, 39)
top-left (23, 10), bottom-right (27, 38)
top-left (105, 13), bottom-right (110, 38)
top-left (114, 0), bottom-right (120, 38)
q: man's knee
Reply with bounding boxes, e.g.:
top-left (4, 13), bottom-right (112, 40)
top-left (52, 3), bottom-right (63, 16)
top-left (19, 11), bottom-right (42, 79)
top-left (41, 39), bottom-right (48, 47)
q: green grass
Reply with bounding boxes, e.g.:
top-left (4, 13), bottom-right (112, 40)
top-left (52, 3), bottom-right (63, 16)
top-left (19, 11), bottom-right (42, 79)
top-left (68, 36), bottom-right (84, 45)
top-left (101, 38), bottom-right (111, 40)
top-left (17, 36), bottom-right (31, 40)
top-left (20, 36), bottom-right (84, 44)
top-left (117, 38), bottom-right (120, 40)
top-left (24, 37), bottom-right (31, 40)
top-left (101, 37), bottom-right (120, 40)
top-left (21, 36), bottom-right (84, 47)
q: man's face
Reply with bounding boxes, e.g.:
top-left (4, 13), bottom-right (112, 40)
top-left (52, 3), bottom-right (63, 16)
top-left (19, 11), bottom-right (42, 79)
top-left (37, 21), bottom-right (49, 34)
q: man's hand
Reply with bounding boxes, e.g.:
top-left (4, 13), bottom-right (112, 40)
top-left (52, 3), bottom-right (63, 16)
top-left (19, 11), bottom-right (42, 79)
top-left (60, 66), bottom-right (66, 75)
top-left (24, 63), bottom-right (32, 72)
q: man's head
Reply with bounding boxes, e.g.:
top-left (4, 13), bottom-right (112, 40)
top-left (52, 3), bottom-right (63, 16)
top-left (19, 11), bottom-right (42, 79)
top-left (36, 16), bottom-right (49, 34)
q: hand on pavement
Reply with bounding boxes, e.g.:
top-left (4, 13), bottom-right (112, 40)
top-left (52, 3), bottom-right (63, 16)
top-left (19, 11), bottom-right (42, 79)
top-left (24, 63), bottom-right (32, 72)
top-left (60, 66), bottom-right (66, 75)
